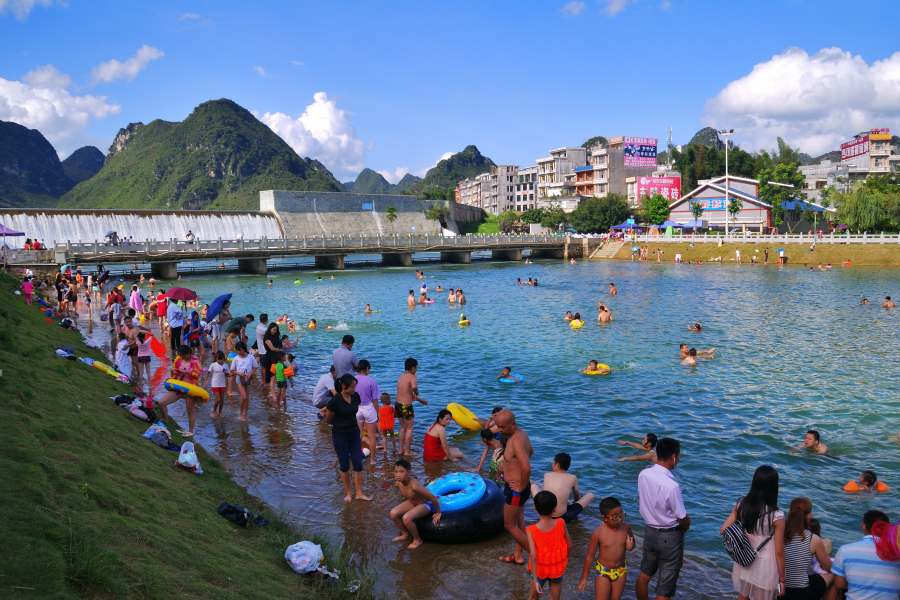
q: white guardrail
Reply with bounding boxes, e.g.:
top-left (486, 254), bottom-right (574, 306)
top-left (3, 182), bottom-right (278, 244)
top-left (53, 233), bottom-right (562, 256)
top-left (619, 231), bottom-right (900, 245)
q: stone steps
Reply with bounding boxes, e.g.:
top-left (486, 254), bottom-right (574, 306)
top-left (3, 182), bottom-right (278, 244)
top-left (591, 241), bottom-right (625, 259)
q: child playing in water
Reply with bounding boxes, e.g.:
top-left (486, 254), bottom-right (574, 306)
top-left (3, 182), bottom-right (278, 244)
top-left (530, 453), bottom-right (596, 524)
top-left (583, 360), bottom-right (610, 375)
top-left (577, 497), bottom-right (635, 600)
top-left (364, 304), bottom-right (375, 313)
top-left (687, 321), bottom-right (702, 332)
top-left (476, 428), bottom-right (505, 484)
top-left (843, 470), bottom-right (890, 492)
top-left (389, 459), bottom-right (442, 549)
top-left (207, 351), bottom-right (231, 417)
top-left (273, 351), bottom-right (288, 408)
top-left (378, 393), bottom-right (397, 454)
top-left (526, 491), bottom-right (573, 600)
top-left (498, 366), bottom-right (520, 382)
top-left (615, 433), bottom-right (658, 463)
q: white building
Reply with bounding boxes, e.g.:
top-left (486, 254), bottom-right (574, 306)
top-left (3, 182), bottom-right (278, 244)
top-left (536, 147), bottom-right (586, 204)
top-left (800, 129), bottom-right (900, 202)
top-left (515, 166), bottom-right (538, 211)
top-left (798, 160), bottom-right (850, 202)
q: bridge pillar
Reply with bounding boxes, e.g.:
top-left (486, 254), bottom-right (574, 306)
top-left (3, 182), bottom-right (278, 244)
top-left (491, 249), bottom-right (522, 261)
top-left (315, 255), bottom-right (345, 270)
top-left (382, 253), bottom-right (412, 267)
top-left (530, 247), bottom-right (564, 260)
top-left (150, 261), bottom-right (178, 280)
top-left (440, 251), bottom-right (471, 264)
top-left (237, 258), bottom-right (268, 275)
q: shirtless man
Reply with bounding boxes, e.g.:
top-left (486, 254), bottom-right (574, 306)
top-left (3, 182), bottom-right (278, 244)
top-left (791, 429), bottom-right (828, 455)
top-left (407, 290), bottom-right (416, 308)
top-left (530, 452), bottom-right (595, 523)
top-left (679, 343), bottom-right (713, 358)
top-left (616, 433), bottom-right (659, 463)
top-left (598, 306), bottom-right (613, 323)
top-left (122, 314), bottom-right (151, 381)
top-left (447, 289), bottom-right (457, 303)
top-left (495, 409), bottom-right (533, 565)
top-left (882, 296), bottom-right (897, 308)
top-left (564, 311), bottom-right (574, 321)
top-left (681, 348), bottom-right (699, 365)
top-left (389, 459), bottom-right (442, 549)
top-left (457, 289), bottom-right (466, 305)
top-left (396, 357), bottom-right (428, 456)
top-left (609, 282), bottom-right (617, 296)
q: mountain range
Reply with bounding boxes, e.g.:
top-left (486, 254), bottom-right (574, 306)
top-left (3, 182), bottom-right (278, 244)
top-left (344, 168), bottom-right (421, 195)
top-left (402, 145), bottom-right (497, 196)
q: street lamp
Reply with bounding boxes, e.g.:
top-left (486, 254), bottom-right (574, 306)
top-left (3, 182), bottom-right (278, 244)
top-left (719, 129), bottom-right (734, 237)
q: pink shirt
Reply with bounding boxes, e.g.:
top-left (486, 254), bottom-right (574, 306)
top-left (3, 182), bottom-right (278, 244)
top-left (22, 281), bottom-right (33, 294)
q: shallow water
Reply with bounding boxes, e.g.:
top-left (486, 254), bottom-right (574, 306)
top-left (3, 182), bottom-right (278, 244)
top-left (86, 257), bottom-right (900, 599)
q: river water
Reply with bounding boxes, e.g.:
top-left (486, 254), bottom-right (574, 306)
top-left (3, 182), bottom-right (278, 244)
top-left (82, 258), bottom-right (899, 599)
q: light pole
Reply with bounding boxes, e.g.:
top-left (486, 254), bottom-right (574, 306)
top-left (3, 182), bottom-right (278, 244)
top-left (719, 128), bottom-right (734, 237)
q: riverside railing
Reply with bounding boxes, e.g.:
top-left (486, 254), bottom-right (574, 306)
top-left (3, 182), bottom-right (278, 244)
top-left (52, 233), bottom-right (561, 256)
top-left (619, 231), bottom-right (900, 245)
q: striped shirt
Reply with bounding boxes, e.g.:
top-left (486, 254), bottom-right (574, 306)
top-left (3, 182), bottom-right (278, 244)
top-left (783, 531), bottom-right (813, 589)
top-left (832, 535), bottom-right (900, 600)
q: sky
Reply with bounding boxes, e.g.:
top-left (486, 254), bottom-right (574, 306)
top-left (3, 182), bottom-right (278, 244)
top-left (1, 0), bottom-right (899, 183)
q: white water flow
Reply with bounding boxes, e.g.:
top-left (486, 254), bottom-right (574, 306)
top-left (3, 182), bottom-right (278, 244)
top-left (0, 210), bottom-right (282, 245)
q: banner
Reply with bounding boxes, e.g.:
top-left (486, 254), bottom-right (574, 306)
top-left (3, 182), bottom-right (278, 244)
top-left (637, 176), bottom-right (681, 201)
top-left (841, 135), bottom-right (869, 162)
top-left (692, 198), bottom-right (727, 211)
top-left (623, 136), bottom-right (658, 167)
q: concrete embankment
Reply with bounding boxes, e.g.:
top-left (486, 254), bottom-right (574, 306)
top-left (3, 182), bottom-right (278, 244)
top-left (609, 241), bottom-right (900, 266)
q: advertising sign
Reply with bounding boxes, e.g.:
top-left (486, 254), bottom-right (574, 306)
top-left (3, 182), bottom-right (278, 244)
top-left (841, 135), bottom-right (869, 162)
top-left (623, 136), bottom-right (658, 167)
top-left (692, 198), bottom-right (727, 211)
top-left (637, 176), bottom-right (681, 201)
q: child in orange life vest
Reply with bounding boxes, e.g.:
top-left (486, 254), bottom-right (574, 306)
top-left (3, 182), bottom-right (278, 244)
top-left (526, 490), bottom-right (573, 600)
top-left (578, 496), bottom-right (636, 600)
top-left (844, 469), bottom-right (890, 493)
top-left (378, 393), bottom-right (397, 454)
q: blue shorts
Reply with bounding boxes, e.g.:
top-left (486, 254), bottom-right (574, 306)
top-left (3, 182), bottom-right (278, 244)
top-left (534, 574), bottom-right (563, 587)
top-left (422, 501), bottom-right (436, 513)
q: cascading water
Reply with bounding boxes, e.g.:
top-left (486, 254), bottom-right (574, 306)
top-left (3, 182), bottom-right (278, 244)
top-left (0, 210), bottom-right (282, 245)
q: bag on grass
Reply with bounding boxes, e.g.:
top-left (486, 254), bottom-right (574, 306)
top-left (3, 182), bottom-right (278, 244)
top-left (285, 541), bottom-right (324, 574)
top-left (113, 394), bottom-right (135, 406)
top-left (217, 502), bottom-right (249, 527)
top-left (176, 441), bottom-right (202, 474)
top-left (59, 318), bottom-right (74, 328)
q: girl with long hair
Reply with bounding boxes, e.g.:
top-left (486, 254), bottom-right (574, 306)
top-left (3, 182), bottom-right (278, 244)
top-left (781, 498), bottom-right (833, 600)
top-left (423, 409), bottom-right (464, 463)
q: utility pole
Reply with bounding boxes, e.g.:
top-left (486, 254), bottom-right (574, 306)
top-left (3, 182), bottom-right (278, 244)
top-left (719, 129), bottom-right (734, 236)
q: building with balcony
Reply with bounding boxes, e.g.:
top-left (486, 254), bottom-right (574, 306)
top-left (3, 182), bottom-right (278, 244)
top-left (572, 140), bottom-right (679, 207)
top-left (535, 147), bottom-right (586, 204)
top-left (799, 130), bottom-right (900, 202)
top-left (456, 174), bottom-right (491, 210)
top-left (798, 160), bottom-right (850, 202)
top-left (482, 165), bottom-right (519, 214)
top-left (515, 166), bottom-right (538, 211)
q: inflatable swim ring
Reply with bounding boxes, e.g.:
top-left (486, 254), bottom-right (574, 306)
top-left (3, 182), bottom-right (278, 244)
top-left (164, 378), bottom-right (210, 403)
top-left (92, 361), bottom-right (116, 375)
top-left (226, 352), bottom-right (237, 363)
top-left (447, 403), bottom-right (480, 431)
top-left (423, 300), bottom-right (435, 304)
top-left (415, 477), bottom-right (504, 544)
top-left (583, 364), bottom-right (611, 375)
top-left (570, 320), bottom-right (584, 329)
top-left (499, 374), bottom-right (523, 384)
top-left (458, 320), bottom-right (470, 326)
top-left (294, 280), bottom-right (303, 284)
top-left (427, 472), bottom-right (487, 512)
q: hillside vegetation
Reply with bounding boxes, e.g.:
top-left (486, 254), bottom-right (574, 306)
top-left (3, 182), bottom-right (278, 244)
top-left (58, 99), bottom-right (345, 211)
top-left (61, 146), bottom-right (105, 183)
top-left (403, 145), bottom-right (495, 197)
top-left (0, 120), bottom-right (74, 207)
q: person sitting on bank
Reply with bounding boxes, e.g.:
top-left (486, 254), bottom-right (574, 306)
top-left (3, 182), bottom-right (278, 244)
top-left (616, 433), bottom-right (658, 463)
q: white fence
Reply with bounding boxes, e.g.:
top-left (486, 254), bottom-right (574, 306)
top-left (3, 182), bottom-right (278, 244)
top-left (625, 231), bottom-right (900, 245)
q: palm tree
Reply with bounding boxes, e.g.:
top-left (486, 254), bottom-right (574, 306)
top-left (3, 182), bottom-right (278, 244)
top-left (385, 206), bottom-right (398, 237)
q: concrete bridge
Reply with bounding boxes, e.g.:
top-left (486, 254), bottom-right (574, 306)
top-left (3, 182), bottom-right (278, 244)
top-left (51, 233), bottom-right (566, 279)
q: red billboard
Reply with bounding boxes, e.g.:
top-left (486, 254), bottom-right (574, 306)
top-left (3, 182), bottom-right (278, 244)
top-left (637, 176), bottom-right (681, 201)
top-left (623, 137), bottom-right (658, 167)
top-left (841, 135), bottom-right (869, 162)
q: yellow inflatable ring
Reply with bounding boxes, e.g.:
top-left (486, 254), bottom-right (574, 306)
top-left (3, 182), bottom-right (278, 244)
top-left (92, 361), bottom-right (117, 375)
top-left (458, 320), bottom-right (470, 326)
top-left (447, 403), bottom-right (481, 431)
top-left (570, 320), bottom-right (584, 329)
top-left (583, 364), bottom-right (611, 375)
top-left (164, 378), bottom-right (210, 403)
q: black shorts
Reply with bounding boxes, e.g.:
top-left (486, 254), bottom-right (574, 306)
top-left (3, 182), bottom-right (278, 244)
top-left (783, 575), bottom-right (826, 600)
top-left (189, 339), bottom-right (200, 348)
top-left (562, 503), bottom-right (584, 523)
top-left (276, 380), bottom-right (287, 389)
top-left (503, 482), bottom-right (532, 507)
top-left (137, 356), bottom-right (151, 363)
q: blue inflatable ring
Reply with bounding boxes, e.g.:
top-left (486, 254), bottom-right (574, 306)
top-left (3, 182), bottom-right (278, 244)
top-left (426, 472), bottom-right (486, 512)
top-left (499, 373), bottom-right (523, 384)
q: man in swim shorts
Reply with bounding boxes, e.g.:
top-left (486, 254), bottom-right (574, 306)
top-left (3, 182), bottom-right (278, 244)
top-left (495, 409), bottom-right (533, 565)
top-left (396, 357), bottom-right (427, 456)
top-left (531, 452), bottom-right (595, 524)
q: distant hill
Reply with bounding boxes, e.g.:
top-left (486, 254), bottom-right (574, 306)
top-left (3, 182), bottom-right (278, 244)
top-left (0, 120), bottom-right (73, 208)
top-left (393, 173), bottom-right (421, 193)
top-left (342, 181), bottom-right (354, 191)
top-left (582, 136), bottom-right (608, 149)
top-left (689, 127), bottom-right (725, 150)
top-left (804, 150), bottom-right (841, 166)
top-left (352, 168), bottom-right (393, 194)
top-left (59, 99), bottom-right (344, 210)
top-left (403, 145), bottom-right (495, 196)
top-left (61, 146), bottom-right (105, 183)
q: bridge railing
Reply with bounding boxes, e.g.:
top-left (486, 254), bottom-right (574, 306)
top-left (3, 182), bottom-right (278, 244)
top-left (622, 231), bottom-right (900, 245)
top-left (53, 233), bottom-right (563, 256)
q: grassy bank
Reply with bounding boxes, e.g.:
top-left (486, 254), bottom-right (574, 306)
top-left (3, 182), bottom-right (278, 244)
top-left (610, 241), bottom-right (900, 266)
top-left (0, 271), bottom-right (377, 599)
top-left (459, 213), bottom-right (500, 234)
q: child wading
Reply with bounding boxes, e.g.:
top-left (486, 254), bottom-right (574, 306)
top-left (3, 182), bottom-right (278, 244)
top-left (526, 490), bottom-right (573, 600)
top-left (378, 393), bottom-right (397, 454)
top-left (578, 496), bottom-right (635, 600)
top-left (205, 351), bottom-right (231, 417)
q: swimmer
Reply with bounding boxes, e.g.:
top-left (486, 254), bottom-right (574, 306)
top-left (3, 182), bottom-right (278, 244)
top-left (882, 296), bottom-right (897, 308)
top-left (418, 292), bottom-right (429, 304)
top-left (364, 304), bottom-right (376, 314)
top-left (570, 258), bottom-right (577, 265)
top-left (526, 278), bottom-right (534, 285)
top-left (268, 279), bottom-right (274, 285)
top-left (818, 263), bottom-right (825, 271)
top-left (570, 312), bottom-right (584, 328)
top-left (687, 321), bottom-right (702, 332)
top-left (408, 290), bottom-right (416, 308)
top-left (389, 459), bottom-right (442, 550)
top-left (458, 313), bottom-right (471, 326)
top-left (498, 366), bottom-right (520, 383)
top-left (517, 278), bottom-right (522, 285)
top-left (308, 318), bottom-right (317, 329)
top-left (615, 433), bottom-right (658, 463)
top-left (435, 286), bottom-right (444, 292)
top-left (529, 452), bottom-right (595, 524)
top-left (564, 311), bottom-right (574, 321)
top-left (447, 289), bottom-right (457, 303)
top-left (681, 347), bottom-right (698, 366)
top-left (679, 343), bottom-right (713, 358)
top-left (277, 314), bottom-right (289, 323)
top-left (862, 298), bottom-right (869, 305)
top-left (843, 470), bottom-right (890, 493)
top-left (791, 429), bottom-right (828, 455)
top-left (457, 289), bottom-right (466, 305)
top-left (597, 306), bottom-right (612, 323)
top-left (415, 270), bottom-right (426, 279)
top-left (330, 275), bottom-right (335, 280)
top-left (583, 360), bottom-right (610, 375)
top-left (533, 279), bottom-right (539, 287)
top-left (609, 282), bottom-right (617, 296)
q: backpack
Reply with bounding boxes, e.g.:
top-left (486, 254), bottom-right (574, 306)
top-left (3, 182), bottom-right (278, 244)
top-left (217, 502), bottom-right (250, 527)
top-left (723, 510), bottom-right (776, 567)
top-left (113, 394), bottom-right (135, 406)
top-left (59, 318), bottom-right (74, 328)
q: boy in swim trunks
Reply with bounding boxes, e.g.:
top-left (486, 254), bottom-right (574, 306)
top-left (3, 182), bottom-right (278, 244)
top-left (498, 366), bottom-right (520, 382)
top-left (577, 497), bottom-right (635, 600)
top-left (530, 453), bottom-right (595, 524)
top-left (396, 358), bottom-right (428, 456)
top-left (389, 459), bottom-right (442, 549)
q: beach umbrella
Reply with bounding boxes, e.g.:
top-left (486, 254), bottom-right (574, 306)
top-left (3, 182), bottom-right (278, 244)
top-left (205, 293), bottom-right (232, 322)
top-left (165, 287), bottom-right (197, 301)
top-left (631, 245), bottom-right (639, 252)
top-left (96, 270), bottom-right (110, 285)
top-left (776, 248), bottom-right (784, 252)
top-left (105, 230), bottom-right (115, 237)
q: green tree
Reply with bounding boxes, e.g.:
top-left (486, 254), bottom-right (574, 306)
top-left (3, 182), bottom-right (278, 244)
top-left (758, 163), bottom-right (804, 227)
top-left (423, 203), bottom-right (443, 234)
top-left (568, 194), bottom-right (630, 233)
top-left (539, 202), bottom-right (566, 231)
top-left (520, 207), bottom-right (546, 224)
top-left (727, 195), bottom-right (743, 227)
top-left (689, 199), bottom-right (705, 231)
top-left (836, 187), bottom-right (885, 232)
top-left (641, 193), bottom-right (671, 225)
top-left (497, 209), bottom-right (519, 234)
top-left (384, 206), bottom-right (398, 237)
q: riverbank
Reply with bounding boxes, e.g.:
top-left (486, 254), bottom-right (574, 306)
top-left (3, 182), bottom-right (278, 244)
top-left (0, 271), bottom-right (378, 599)
top-left (609, 240), bottom-right (900, 266)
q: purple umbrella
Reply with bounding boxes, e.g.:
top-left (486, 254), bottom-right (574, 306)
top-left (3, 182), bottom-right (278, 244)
top-left (0, 223), bottom-right (25, 249)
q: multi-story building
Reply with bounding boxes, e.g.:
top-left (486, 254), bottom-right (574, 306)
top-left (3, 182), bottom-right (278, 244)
top-left (515, 166), bottom-right (538, 211)
top-left (536, 147), bottom-right (586, 204)
top-left (799, 129), bottom-right (900, 202)
top-left (483, 165), bottom-right (518, 214)
top-left (798, 160), bottom-right (850, 202)
top-left (456, 175), bottom-right (489, 210)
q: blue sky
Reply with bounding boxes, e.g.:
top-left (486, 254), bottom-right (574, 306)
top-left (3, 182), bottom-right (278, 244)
top-left (2, 0), bottom-right (899, 182)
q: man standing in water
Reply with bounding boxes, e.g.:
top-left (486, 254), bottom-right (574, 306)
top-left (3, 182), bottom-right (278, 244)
top-left (407, 290), bottom-right (416, 308)
top-left (494, 409), bottom-right (533, 565)
top-left (609, 282), bottom-right (617, 295)
top-left (396, 357), bottom-right (428, 456)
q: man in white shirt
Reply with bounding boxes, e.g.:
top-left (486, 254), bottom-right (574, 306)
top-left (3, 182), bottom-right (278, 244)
top-left (313, 365), bottom-right (337, 417)
top-left (636, 437), bottom-right (690, 600)
top-left (256, 313), bottom-right (270, 385)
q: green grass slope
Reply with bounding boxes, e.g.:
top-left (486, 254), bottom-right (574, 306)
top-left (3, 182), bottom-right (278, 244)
top-left (58, 99), bottom-right (345, 211)
top-left (0, 272), bottom-right (376, 599)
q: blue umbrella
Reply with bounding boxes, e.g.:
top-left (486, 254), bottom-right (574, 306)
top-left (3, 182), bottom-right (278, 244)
top-left (105, 230), bottom-right (115, 237)
top-left (631, 245), bottom-right (639, 252)
top-left (206, 293), bottom-right (232, 322)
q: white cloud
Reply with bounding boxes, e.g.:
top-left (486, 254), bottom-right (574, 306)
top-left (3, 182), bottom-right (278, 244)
top-left (560, 1), bottom-right (585, 16)
top-left (179, 12), bottom-right (200, 20)
top-left (413, 152), bottom-right (454, 178)
top-left (0, 64), bottom-right (120, 156)
top-left (90, 45), bottom-right (164, 84)
top-left (0, 0), bottom-right (55, 20)
top-left (290, 60), bottom-right (305, 67)
top-left (601, 0), bottom-right (638, 16)
top-left (661, 0), bottom-right (671, 10)
top-left (260, 92), bottom-right (367, 178)
top-left (703, 47), bottom-right (900, 156)
top-left (377, 167), bottom-right (409, 184)
top-left (253, 66), bottom-right (267, 77)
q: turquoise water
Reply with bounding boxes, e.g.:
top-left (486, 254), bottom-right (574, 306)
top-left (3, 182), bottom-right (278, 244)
top-left (134, 258), bottom-right (899, 599)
